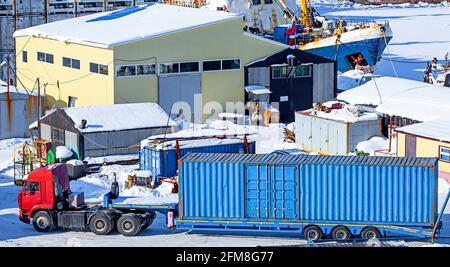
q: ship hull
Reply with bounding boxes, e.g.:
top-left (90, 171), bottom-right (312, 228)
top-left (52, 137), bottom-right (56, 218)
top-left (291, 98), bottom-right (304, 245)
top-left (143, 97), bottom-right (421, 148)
top-left (300, 24), bottom-right (393, 72)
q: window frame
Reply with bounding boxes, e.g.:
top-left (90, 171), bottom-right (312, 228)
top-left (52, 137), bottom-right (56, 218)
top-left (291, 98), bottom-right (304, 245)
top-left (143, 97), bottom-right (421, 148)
top-left (272, 66), bottom-right (288, 79)
top-left (24, 181), bottom-right (40, 193)
top-left (90, 62), bottom-right (109, 76)
top-left (439, 146), bottom-right (450, 163)
top-left (159, 62), bottom-right (180, 75)
top-left (179, 61), bottom-right (200, 73)
top-left (37, 52), bottom-right (54, 64)
top-left (221, 59), bottom-right (241, 71)
top-left (51, 127), bottom-right (65, 144)
top-left (202, 60), bottom-right (222, 72)
top-left (294, 64), bottom-right (312, 78)
top-left (22, 51), bottom-right (28, 63)
top-left (116, 63), bottom-right (157, 78)
top-left (62, 57), bottom-right (80, 70)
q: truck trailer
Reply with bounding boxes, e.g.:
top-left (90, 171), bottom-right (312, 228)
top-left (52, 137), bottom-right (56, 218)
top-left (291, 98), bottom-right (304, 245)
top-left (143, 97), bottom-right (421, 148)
top-left (18, 154), bottom-right (450, 241)
top-left (176, 153), bottom-right (449, 241)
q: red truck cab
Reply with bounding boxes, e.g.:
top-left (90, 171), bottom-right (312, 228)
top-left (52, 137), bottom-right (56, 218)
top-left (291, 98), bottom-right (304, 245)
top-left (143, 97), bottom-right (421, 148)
top-left (18, 164), bottom-right (70, 224)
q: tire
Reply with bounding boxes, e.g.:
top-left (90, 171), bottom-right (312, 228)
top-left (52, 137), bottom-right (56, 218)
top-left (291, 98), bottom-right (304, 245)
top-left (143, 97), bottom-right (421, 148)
top-left (332, 226), bottom-right (352, 241)
top-left (361, 227), bottom-right (381, 240)
top-left (89, 214), bottom-right (113, 235)
top-left (117, 214), bottom-right (142, 236)
top-left (32, 211), bottom-right (53, 232)
top-left (304, 225), bottom-right (323, 241)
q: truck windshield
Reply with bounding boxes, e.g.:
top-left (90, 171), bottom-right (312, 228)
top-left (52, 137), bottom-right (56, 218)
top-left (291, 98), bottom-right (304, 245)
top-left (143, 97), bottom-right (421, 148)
top-left (25, 182), bottom-right (40, 193)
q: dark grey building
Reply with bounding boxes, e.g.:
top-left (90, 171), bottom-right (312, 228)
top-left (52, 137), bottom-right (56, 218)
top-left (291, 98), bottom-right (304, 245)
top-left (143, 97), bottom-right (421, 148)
top-left (245, 48), bottom-right (337, 122)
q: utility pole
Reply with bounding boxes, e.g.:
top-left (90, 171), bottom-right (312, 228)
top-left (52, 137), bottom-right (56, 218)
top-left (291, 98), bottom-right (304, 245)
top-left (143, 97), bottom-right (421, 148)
top-left (37, 78), bottom-right (41, 139)
top-left (45, 0), bottom-right (49, 23)
top-left (6, 56), bottom-right (10, 95)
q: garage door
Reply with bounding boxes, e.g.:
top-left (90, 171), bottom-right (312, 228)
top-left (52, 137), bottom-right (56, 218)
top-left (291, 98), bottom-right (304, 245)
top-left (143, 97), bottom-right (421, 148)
top-left (158, 74), bottom-right (201, 117)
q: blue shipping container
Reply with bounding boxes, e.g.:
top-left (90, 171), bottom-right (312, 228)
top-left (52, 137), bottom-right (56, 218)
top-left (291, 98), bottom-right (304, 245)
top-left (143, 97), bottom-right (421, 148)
top-left (179, 153), bottom-right (438, 227)
top-left (140, 139), bottom-right (255, 178)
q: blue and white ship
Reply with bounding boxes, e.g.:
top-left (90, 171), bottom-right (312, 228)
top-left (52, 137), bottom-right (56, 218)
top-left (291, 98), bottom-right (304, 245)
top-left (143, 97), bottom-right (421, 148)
top-left (201, 0), bottom-right (393, 72)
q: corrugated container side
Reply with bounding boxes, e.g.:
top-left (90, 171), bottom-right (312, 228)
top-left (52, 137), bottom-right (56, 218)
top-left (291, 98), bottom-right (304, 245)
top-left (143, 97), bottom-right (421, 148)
top-left (180, 160), bottom-right (245, 219)
top-left (140, 141), bottom-right (255, 178)
top-left (299, 163), bottom-right (437, 226)
top-left (179, 153), bottom-right (438, 227)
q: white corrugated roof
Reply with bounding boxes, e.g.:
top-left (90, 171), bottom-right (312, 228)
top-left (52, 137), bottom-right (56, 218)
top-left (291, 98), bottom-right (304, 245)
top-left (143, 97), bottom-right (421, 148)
top-left (337, 76), bottom-right (450, 122)
top-left (63, 103), bottom-right (177, 133)
top-left (13, 3), bottom-right (240, 48)
top-left (396, 120), bottom-right (450, 143)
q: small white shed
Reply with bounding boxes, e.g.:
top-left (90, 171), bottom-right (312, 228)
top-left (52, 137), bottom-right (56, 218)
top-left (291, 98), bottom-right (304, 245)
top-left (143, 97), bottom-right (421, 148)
top-left (295, 104), bottom-right (382, 155)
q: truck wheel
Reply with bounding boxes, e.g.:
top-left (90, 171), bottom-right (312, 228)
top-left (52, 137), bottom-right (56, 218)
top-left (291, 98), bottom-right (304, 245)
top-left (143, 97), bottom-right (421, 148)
top-left (304, 225), bottom-right (323, 241)
top-left (32, 211), bottom-right (53, 232)
top-left (332, 226), bottom-right (352, 241)
top-left (117, 215), bottom-right (142, 236)
top-left (361, 227), bottom-right (381, 240)
top-left (89, 214), bottom-right (113, 235)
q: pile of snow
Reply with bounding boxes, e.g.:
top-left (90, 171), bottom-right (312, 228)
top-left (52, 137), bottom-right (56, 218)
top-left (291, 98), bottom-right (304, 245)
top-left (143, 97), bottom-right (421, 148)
top-left (303, 101), bottom-right (378, 123)
top-left (438, 178), bottom-right (450, 214)
top-left (63, 102), bottom-right (177, 133)
top-left (70, 164), bottom-right (139, 202)
top-left (395, 120), bottom-right (450, 143)
top-left (355, 136), bottom-right (389, 156)
top-left (55, 146), bottom-right (73, 160)
top-left (119, 180), bottom-right (178, 205)
top-left (338, 70), bottom-right (365, 90)
top-left (338, 77), bottom-right (450, 122)
top-left (84, 154), bottom-right (139, 164)
top-left (66, 159), bottom-right (84, 166)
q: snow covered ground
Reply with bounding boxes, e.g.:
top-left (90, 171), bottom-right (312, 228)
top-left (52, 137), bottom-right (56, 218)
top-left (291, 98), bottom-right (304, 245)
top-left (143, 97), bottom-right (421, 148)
top-left (314, 1), bottom-right (450, 81)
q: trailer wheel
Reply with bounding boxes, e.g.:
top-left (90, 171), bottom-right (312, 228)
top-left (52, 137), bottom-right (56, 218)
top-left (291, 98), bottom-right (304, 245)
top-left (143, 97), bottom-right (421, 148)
top-left (332, 226), bottom-right (352, 241)
top-left (89, 214), bottom-right (113, 235)
top-left (117, 215), bottom-right (142, 236)
top-left (304, 225), bottom-right (323, 241)
top-left (361, 227), bottom-right (381, 240)
top-left (32, 211), bottom-right (53, 232)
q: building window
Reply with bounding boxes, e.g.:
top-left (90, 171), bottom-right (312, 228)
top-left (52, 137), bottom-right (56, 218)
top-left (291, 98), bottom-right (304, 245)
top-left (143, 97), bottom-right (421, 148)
top-left (222, 59), bottom-right (240, 70)
top-left (116, 64), bottom-right (156, 77)
top-left (252, 0), bottom-right (261, 5)
top-left (90, 62), bottom-right (108, 75)
top-left (180, 62), bottom-right (199, 73)
top-left (37, 52), bottom-right (54, 64)
top-left (264, 0), bottom-right (273, 3)
top-left (137, 64), bottom-right (156, 76)
top-left (68, 96), bottom-right (77, 107)
top-left (160, 63), bottom-right (180, 74)
top-left (203, 60), bottom-right (221, 71)
top-left (295, 64), bottom-right (312, 78)
top-left (63, 57), bottom-right (80, 69)
top-left (51, 127), bottom-right (65, 143)
top-left (272, 66), bottom-right (288, 79)
top-left (23, 51), bottom-right (28, 63)
top-left (116, 65), bottom-right (136, 77)
top-left (440, 146), bottom-right (450, 163)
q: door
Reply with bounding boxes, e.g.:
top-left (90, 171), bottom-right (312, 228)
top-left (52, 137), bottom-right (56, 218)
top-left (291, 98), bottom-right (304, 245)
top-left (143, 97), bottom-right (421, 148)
top-left (405, 134), bottom-right (417, 157)
top-left (158, 74), bottom-right (201, 118)
top-left (21, 181), bottom-right (42, 212)
top-left (246, 164), bottom-right (299, 220)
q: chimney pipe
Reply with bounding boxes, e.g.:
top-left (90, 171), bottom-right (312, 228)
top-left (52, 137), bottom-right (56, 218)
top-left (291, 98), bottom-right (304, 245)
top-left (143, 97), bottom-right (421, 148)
top-left (80, 119), bottom-right (87, 129)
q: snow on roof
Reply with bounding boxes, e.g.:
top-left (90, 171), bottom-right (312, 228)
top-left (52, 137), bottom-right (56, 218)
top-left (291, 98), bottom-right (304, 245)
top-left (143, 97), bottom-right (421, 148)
top-left (13, 3), bottom-right (240, 48)
top-left (337, 76), bottom-right (450, 121)
top-left (63, 103), bottom-right (177, 133)
top-left (245, 85), bottom-right (271, 95)
top-left (396, 120), bottom-right (450, 143)
top-left (0, 80), bottom-right (37, 95)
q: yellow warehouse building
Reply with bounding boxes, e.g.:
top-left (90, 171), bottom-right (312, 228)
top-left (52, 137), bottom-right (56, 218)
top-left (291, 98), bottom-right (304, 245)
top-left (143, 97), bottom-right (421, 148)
top-left (13, 3), bottom-right (286, 120)
top-left (396, 120), bottom-right (450, 183)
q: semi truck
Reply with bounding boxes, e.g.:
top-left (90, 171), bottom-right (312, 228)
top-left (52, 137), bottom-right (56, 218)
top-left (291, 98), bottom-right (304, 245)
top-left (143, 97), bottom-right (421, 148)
top-left (18, 164), bottom-right (178, 236)
top-left (18, 154), bottom-right (450, 242)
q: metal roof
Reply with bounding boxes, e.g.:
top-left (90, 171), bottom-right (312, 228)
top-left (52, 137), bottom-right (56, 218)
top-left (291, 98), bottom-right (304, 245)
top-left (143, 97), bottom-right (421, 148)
top-left (181, 153), bottom-right (437, 167)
